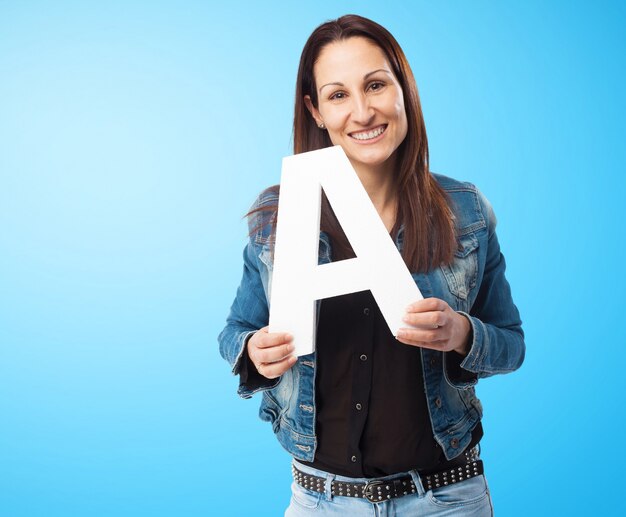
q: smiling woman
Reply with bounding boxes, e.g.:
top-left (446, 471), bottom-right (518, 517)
top-left (218, 14), bottom-right (524, 517)
top-left (304, 37), bottom-right (409, 195)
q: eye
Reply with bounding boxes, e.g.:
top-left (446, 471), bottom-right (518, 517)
top-left (368, 81), bottom-right (386, 92)
top-left (329, 91), bottom-right (347, 101)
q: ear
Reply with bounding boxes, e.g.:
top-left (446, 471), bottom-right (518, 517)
top-left (304, 95), bottom-right (323, 127)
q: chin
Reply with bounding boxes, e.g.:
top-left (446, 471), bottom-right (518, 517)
top-left (349, 150), bottom-right (393, 167)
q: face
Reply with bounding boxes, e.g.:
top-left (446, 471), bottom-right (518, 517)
top-left (305, 37), bottom-right (408, 176)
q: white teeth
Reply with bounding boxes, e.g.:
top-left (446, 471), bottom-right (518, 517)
top-left (351, 126), bottom-right (385, 140)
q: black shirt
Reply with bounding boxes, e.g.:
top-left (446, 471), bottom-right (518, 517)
top-left (300, 289), bottom-right (482, 478)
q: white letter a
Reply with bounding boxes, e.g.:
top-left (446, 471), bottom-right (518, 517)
top-left (269, 146), bottom-right (423, 356)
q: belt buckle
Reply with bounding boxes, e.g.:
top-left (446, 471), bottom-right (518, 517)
top-left (363, 480), bottom-right (384, 503)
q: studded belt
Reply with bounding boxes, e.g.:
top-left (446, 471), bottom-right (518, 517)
top-left (292, 450), bottom-right (484, 504)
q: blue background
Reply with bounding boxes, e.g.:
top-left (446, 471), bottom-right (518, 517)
top-left (1, 1), bottom-right (624, 515)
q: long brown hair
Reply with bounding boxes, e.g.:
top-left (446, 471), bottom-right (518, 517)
top-left (252, 14), bottom-right (456, 272)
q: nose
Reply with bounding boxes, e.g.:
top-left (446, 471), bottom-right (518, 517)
top-left (351, 93), bottom-right (375, 126)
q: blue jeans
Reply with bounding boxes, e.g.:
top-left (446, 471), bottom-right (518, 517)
top-left (285, 459), bottom-right (493, 516)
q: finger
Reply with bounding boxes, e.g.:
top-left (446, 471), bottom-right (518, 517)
top-left (403, 311), bottom-right (445, 329)
top-left (256, 343), bottom-right (295, 364)
top-left (395, 336), bottom-right (449, 350)
top-left (255, 331), bottom-right (293, 349)
top-left (258, 354), bottom-right (298, 379)
top-left (406, 297), bottom-right (448, 313)
top-left (396, 327), bottom-right (447, 343)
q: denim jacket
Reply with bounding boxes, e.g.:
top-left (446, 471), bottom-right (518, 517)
top-left (218, 173), bottom-right (525, 462)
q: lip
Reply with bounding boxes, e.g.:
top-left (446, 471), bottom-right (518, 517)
top-left (348, 124), bottom-right (388, 144)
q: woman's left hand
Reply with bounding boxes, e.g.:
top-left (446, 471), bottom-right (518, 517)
top-left (397, 298), bottom-right (472, 356)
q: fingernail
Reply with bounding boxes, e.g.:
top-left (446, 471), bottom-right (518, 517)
top-left (402, 316), bottom-right (410, 323)
top-left (397, 330), bottom-right (405, 338)
top-left (285, 333), bottom-right (293, 341)
top-left (288, 344), bottom-right (295, 352)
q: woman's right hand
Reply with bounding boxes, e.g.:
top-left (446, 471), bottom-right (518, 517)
top-left (247, 326), bottom-right (297, 379)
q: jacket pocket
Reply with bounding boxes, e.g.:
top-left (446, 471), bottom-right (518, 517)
top-left (259, 390), bottom-right (281, 431)
top-left (439, 233), bottom-right (479, 302)
top-left (259, 369), bottom-right (295, 433)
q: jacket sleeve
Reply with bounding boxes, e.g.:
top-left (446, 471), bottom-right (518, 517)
top-left (445, 188), bottom-right (526, 387)
top-left (217, 198), bottom-right (280, 399)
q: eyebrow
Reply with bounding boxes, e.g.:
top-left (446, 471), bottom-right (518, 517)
top-left (319, 68), bottom-right (393, 93)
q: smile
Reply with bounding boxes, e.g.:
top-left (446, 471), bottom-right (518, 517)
top-left (349, 124), bottom-right (387, 141)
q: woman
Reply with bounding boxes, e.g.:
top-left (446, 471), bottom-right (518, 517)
top-left (218, 14), bottom-right (524, 516)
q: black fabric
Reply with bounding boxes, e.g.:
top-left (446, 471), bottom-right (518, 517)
top-left (301, 290), bottom-right (482, 477)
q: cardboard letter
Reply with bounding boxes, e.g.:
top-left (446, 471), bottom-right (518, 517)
top-left (269, 145), bottom-right (423, 356)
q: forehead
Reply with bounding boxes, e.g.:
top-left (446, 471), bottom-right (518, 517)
top-left (314, 37), bottom-right (392, 83)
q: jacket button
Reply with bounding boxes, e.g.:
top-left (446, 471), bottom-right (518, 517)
top-left (451, 438), bottom-right (459, 448)
top-left (360, 354), bottom-right (368, 361)
top-left (435, 397), bottom-right (442, 408)
top-left (363, 308), bottom-right (370, 316)
top-left (351, 455), bottom-right (357, 463)
top-left (355, 403), bottom-right (362, 410)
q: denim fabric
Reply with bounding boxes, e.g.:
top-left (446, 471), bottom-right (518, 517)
top-left (218, 173), bottom-right (525, 462)
top-left (285, 459), bottom-right (493, 516)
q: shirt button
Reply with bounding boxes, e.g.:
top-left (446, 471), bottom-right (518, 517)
top-left (363, 308), bottom-right (370, 316)
top-left (360, 354), bottom-right (368, 361)
top-left (355, 403), bottom-right (362, 410)
top-left (435, 397), bottom-right (442, 408)
top-left (351, 455), bottom-right (357, 463)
